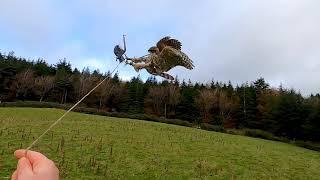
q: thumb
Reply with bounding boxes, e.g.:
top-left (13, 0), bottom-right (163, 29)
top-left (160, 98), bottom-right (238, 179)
top-left (17, 157), bottom-right (33, 176)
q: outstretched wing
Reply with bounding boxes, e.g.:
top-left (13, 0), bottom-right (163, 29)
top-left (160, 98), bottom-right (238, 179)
top-left (157, 47), bottom-right (194, 72)
top-left (156, 36), bottom-right (182, 52)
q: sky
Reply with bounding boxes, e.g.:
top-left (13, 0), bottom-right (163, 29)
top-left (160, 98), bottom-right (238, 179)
top-left (0, 0), bottom-right (319, 95)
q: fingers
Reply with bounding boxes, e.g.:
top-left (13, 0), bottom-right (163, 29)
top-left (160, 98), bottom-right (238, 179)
top-left (17, 157), bottom-right (33, 176)
top-left (11, 170), bottom-right (17, 180)
top-left (15, 149), bottom-right (48, 164)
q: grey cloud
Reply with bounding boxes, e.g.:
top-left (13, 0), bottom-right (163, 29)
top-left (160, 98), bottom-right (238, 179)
top-left (0, 0), bottom-right (319, 95)
top-left (176, 0), bottom-right (320, 95)
top-left (0, 0), bottom-right (72, 51)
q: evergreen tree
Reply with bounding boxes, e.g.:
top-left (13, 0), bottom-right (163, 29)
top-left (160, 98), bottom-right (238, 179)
top-left (127, 76), bottom-right (145, 114)
top-left (145, 76), bottom-right (157, 86)
top-left (176, 81), bottom-right (199, 122)
top-left (304, 104), bottom-right (320, 141)
top-left (0, 66), bottom-right (16, 101)
top-left (242, 85), bottom-right (258, 128)
top-left (54, 59), bottom-right (73, 104)
top-left (253, 78), bottom-right (270, 130)
top-left (112, 72), bottom-right (120, 84)
top-left (272, 90), bottom-right (307, 139)
top-left (33, 59), bottom-right (55, 76)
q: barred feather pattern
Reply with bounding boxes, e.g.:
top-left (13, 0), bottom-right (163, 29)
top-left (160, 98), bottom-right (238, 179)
top-left (166, 39), bottom-right (181, 50)
top-left (157, 36), bottom-right (181, 51)
top-left (138, 36), bottom-right (194, 80)
top-left (179, 51), bottom-right (194, 70)
top-left (159, 73), bottom-right (174, 80)
top-left (141, 52), bottom-right (190, 81)
top-left (153, 47), bottom-right (194, 72)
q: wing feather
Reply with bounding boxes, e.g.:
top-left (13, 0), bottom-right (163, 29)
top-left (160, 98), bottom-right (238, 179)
top-left (157, 47), bottom-right (194, 72)
top-left (156, 36), bottom-right (182, 52)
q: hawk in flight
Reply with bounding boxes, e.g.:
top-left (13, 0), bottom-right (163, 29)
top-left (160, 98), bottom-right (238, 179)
top-left (129, 36), bottom-right (194, 80)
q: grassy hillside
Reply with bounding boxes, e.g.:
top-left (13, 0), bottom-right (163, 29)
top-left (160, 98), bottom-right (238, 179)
top-left (0, 108), bottom-right (319, 179)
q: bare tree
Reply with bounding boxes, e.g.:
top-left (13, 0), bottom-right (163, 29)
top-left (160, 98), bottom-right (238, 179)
top-left (96, 78), bottom-right (113, 109)
top-left (147, 86), bottom-right (167, 115)
top-left (196, 89), bottom-right (218, 123)
top-left (13, 69), bottom-right (35, 100)
top-left (164, 84), bottom-right (181, 118)
top-left (34, 76), bottom-right (55, 102)
top-left (218, 92), bottom-right (238, 121)
top-left (75, 72), bottom-right (99, 102)
top-left (77, 73), bottom-right (92, 100)
top-left (108, 83), bottom-right (127, 111)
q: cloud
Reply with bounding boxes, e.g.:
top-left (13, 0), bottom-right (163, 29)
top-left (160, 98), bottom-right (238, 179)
top-left (177, 0), bottom-right (320, 95)
top-left (0, 0), bottom-right (73, 51)
top-left (0, 0), bottom-right (319, 95)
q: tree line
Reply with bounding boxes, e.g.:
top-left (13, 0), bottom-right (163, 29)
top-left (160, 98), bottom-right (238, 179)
top-left (0, 51), bottom-right (319, 142)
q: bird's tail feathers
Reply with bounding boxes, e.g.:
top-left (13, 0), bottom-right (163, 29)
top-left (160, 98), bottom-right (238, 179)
top-left (159, 73), bottom-right (174, 80)
top-left (180, 52), bottom-right (194, 70)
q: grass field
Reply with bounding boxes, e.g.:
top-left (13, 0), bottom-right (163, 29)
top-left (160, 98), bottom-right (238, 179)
top-left (0, 108), bottom-right (319, 179)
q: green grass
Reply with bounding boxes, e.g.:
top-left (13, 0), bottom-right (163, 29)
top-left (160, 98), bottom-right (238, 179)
top-left (0, 108), bottom-right (319, 179)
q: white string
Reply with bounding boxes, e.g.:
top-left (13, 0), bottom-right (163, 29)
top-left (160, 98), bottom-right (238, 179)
top-left (26, 62), bottom-right (122, 151)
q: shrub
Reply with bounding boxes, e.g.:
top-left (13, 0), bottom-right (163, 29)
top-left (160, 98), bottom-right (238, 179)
top-left (0, 101), bottom-right (59, 108)
top-left (225, 129), bottom-right (245, 136)
top-left (294, 141), bottom-right (320, 152)
top-left (200, 123), bottom-right (224, 132)
top-left (160, 118), bottom-right (193, 127)
top-left (243, 129), bottom-right (275, 141)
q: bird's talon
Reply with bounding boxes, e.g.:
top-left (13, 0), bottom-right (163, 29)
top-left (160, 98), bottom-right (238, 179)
top-left (134, 65), bottom-right (140, 72)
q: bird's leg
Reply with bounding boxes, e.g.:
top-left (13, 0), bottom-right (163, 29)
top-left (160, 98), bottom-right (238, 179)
top-left (125, 57), bottom-right (143, 64)
top-left (123, 55), bottom-right (133, 65)
top-left (134, 62), bottom-right (151, 72)
top-left (130, 57), bottom-right (146, 63)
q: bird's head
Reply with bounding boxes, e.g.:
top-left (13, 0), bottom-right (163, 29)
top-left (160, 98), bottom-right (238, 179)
top-left (148, 46), bottom-right (160, 55)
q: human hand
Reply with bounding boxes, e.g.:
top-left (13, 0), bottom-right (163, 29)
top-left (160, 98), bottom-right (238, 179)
top-left (11, 149), bottom-right (59, 180)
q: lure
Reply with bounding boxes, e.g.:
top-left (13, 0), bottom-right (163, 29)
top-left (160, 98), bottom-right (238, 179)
top-left (114, 35), bottom-right (127, 63)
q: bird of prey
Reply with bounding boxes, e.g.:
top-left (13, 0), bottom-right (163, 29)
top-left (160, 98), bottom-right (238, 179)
top-left (129, 36), bottom-right (194, 80)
